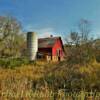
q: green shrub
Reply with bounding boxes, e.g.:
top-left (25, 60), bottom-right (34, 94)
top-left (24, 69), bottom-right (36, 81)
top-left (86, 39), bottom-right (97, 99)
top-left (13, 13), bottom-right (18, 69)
top-left (0, 58), bottom-right (30, 68)
top-left (0, 59), bottom-right (8, 68)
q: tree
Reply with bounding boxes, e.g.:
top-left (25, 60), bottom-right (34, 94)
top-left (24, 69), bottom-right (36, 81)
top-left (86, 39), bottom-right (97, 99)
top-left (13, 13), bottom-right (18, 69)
top-left (0, 16), bottom-right (25, 58)
top-left (78, 19), bottom-right (91, 43)
top-left (0, 16), bottom-right (20, 41)
top-left (65, 19), bottom-right (95, 65)
top-left (70, 31), bottom-right (80, 46)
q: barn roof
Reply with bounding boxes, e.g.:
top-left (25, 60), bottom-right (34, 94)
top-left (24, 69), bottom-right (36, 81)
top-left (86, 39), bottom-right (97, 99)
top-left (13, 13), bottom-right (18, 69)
top-left (38, 37), bottom-right (62, 48)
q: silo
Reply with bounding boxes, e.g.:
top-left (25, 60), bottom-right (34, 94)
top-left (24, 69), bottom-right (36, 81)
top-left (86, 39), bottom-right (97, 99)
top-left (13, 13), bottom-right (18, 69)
top-left (27, 32), bottom-right (38, 61)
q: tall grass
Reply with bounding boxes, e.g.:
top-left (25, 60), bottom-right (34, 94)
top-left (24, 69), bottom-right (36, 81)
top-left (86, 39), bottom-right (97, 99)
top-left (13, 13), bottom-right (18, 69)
top-left (0, 61), bottom-right (100, 99)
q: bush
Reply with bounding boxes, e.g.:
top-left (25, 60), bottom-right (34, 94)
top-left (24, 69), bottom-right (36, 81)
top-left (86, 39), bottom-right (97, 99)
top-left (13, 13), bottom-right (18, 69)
top-left (0, 58), bottom-right (30, 68)
top-left (0, 59), bottom-right (8, 67)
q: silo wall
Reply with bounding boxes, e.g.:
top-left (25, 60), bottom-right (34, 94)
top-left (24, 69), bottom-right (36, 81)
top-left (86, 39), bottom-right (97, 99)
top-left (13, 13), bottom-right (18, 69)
top-left (27, 32), bottom-right (38, 61)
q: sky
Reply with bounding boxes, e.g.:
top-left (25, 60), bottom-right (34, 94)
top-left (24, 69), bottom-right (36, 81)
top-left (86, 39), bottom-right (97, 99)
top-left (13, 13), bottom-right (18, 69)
top-left (0, 0), bottom-right (100, 39)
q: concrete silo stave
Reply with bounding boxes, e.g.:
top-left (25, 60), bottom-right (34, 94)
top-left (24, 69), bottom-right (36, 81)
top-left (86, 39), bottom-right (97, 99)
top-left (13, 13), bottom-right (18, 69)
top-left (27, 32), bottom-right (38, 61)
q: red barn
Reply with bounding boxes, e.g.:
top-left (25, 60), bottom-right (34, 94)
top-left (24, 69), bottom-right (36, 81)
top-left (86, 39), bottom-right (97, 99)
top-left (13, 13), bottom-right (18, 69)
top-left (38, 36), bottom-right (65, 62)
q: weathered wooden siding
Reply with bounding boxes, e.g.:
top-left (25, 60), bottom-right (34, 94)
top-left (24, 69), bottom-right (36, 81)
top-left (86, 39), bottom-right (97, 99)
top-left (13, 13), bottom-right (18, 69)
top-left (52, 38), bottom-right (64, 61)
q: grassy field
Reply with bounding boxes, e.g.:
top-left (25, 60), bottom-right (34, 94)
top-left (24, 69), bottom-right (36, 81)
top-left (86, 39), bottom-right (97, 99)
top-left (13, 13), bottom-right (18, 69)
top-left (0, 61), bottom-right (58, 99)
top-left (0, 61), bottom-right (100, 100)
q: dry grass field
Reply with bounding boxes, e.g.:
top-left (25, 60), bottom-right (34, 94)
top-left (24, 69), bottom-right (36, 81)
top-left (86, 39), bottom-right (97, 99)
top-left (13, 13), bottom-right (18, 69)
top-left (0, 61), bottom-right (58, 99)
top-left (0, 61), bottom-right (100, 100)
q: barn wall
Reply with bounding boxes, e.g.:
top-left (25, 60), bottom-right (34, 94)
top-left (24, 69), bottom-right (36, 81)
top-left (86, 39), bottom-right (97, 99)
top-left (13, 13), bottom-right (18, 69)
top-left (52, 39), bottom-right (64, 56)
top-left (52, 39), bottom-right (64, 61)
